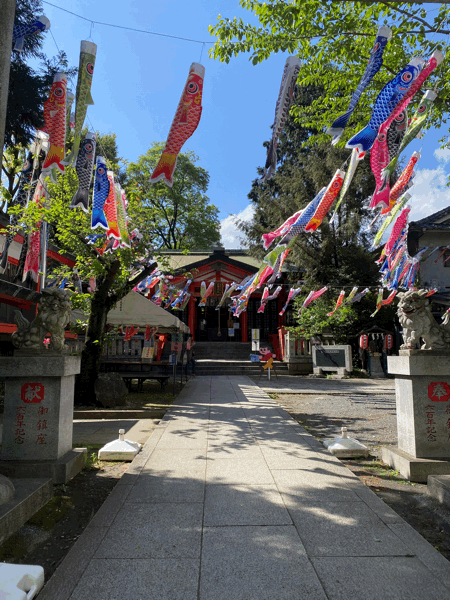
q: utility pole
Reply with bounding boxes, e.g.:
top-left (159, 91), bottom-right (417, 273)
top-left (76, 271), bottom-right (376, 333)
top-left (0, 0), bottom-right (15, 168)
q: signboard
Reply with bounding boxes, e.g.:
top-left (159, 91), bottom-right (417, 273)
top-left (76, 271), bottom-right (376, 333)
top-left (228, 328), bottom-right (234, 337)
top-left (312, 345), bottom-right (352, 374)
top-left (251, 329), bottom-right (260, 340)
top-left (252, 340), bottom-right (260, 352)
top-left (170, 353), bottom-right (177, 365)
top-left (233, 323), bottom-right (240, 329)
top-left (141, 346), bottom-right (154, 361)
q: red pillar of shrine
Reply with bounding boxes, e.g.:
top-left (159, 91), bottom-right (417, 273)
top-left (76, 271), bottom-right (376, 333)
top-left (241, 311), bottom-right (248, 343)
top-left (188, 295), bottom-right (196, 340)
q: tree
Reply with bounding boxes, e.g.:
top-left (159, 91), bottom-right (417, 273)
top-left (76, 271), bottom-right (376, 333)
top-left (6, 139), bottom-right (220, 404)
top-left (126, 143), bottom-right (221, 250)
top-left (209, 2), bottom-right (450, 148)
top-left (238, 86), bottom-right (381, 289)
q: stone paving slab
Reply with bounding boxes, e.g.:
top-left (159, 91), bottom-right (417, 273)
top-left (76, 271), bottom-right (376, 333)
top-left (38, 375), bottom-right (450, 600)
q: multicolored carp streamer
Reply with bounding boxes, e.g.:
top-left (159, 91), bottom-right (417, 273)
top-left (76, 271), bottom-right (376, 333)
top-left (70, 132), bottom-right (96, 212)
top-left (327, 290), bottom-right (345, 316)
top-left (327, 26), bottom-right (392, 145)
top-left (12, 15), bottom-right (50, 52)
top-left (298, 287), bottom-right (328, 316)
top-left (279, 188), bottom-right (327, 244)
top-left (330, 149), bottom-right (361, 225)
top-left (216, 282), bottom-right (238, 309)
top-left (370, 51), bottom-right (443, 209)
top-left (371, 192), bottom-right (411, 250)
top-left (23, 175), bottom-right (46, 283)
top-left (262, 56), bottom-right (301, 180)
top-left (40, 72), bottom-right (67, 181)
top-left (279, 287), bottom-right (302, 316)
top-left (384, 89), bottom-right (437, 179)
top-left (262, 209), bottom-right (303, 250)
top-left (305, 170), bottom-right (345, 231)
top-left (91, 157), bottom-right (110, 230)
top-left (381, 151), bottom-right (420, 215)
top-left (180, 292), bottom-right (192, 310)
top-left (266, 248), bottom-right (290, 285)
top-left (369, 109), bottom-right (408, 209)
top-left (65, 41), bottom-right (97, 166)
top-left (348, 288), bottom-right (370, 304)
top-left (258, 285), bottom-right (282, 314)
top-left (346, 57), bottom-right (424, 153)
top-left (371, 289), bottom-right (397, 316)
top-left (151, 63), bottom-right (205, 187)
top-left (114, 184), bottom-right (130, 248)
top-left (198, 281), bottom-right (214, 306)
top-left (104, 171), bottom-right (120, 239)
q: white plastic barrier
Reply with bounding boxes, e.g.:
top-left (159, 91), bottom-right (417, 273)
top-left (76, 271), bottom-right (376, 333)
top-left (0, 563), bottom-right (44, 600)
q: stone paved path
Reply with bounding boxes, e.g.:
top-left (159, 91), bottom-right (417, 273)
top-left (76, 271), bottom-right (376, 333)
top-left (38, 376), bottom-right (450, 600)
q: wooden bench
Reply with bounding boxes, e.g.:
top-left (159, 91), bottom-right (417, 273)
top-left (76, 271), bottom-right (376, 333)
top-left (100, 360), bottom-right (171, 391)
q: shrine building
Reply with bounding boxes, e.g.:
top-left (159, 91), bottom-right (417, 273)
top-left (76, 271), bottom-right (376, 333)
top-left (159, 248), bottom-right (300, 343)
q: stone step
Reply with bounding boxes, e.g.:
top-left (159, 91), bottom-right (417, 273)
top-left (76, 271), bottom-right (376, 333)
top-left (427, 475), bottom-right (450, 506)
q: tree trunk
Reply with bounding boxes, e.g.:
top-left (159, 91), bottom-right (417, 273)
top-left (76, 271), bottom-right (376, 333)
top-left (75, 282), bottom-right (110, 405)
top-left (74, 259), bottom-right (157, 405)
top-left (74, 260), bottom-right (121, 405)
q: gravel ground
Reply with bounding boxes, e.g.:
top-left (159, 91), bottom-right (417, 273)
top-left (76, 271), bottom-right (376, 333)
top-left (274, 390), bottom-right (397, 454)
top-left (263, 378), bottom-right (450, 563)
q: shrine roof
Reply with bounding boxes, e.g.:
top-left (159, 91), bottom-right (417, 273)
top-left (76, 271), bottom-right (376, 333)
top-left (160, 249), bottom-right (261, 273)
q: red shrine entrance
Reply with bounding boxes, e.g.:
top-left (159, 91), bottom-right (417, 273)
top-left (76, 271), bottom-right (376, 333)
top-left (164, 249), bottom-right (290, 342)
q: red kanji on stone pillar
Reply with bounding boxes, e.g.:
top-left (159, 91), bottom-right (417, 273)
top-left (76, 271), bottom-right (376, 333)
top-left (21, 383), bottom-right (44, 403)
top-left (428, 382), bottom-right (450, 402)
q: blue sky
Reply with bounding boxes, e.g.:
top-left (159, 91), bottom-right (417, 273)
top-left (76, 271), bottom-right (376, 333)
top-left (36, 0), bottom-right (450, 247)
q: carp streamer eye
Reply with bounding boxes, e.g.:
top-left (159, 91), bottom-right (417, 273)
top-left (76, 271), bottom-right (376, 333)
top-left (332, 180), bottom-right (340, 189)
top-left (97, 166), bottom-right (105, 175)
top-left (86, 63), bottom-right (94, 75)
top-left (372, 42), bottom-right (380, 54)
top-left (54, 86), bottom-right (64, 97)
top-left (418, 104), bottom-right (426, 113)
top-left (85, 143), bottom-right (93, 152)
top-left (378, 133), bottom-right (386, 141)
top-left (187, 82), bottom-right (199, 94)
top-left (401, 72), bottom-right (412, 83)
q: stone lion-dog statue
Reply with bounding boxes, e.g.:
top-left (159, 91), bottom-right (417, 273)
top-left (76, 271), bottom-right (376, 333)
top-left (397, 289), bottom-right (450, 350)
top-left (12, 288), bottom-right (73, 353)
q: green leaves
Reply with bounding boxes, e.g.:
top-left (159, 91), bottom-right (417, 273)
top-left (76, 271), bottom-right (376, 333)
top-left (210, 2), bottom-right (450, 148)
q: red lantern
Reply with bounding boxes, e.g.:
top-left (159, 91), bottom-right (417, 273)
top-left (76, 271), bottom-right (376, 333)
top-left (359, 335), bottom-right (368, 350)
top-left (385, 334), bottom-right (393, 350)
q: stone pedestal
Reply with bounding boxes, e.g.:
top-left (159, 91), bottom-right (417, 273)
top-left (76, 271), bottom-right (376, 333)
top-left (0, 355), bottom-right (86, 484)
top-left (383, 351), bottom-right (450, 482)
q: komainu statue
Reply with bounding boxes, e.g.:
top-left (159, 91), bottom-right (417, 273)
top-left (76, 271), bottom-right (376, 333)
top-left (397, 289), bottom-right (450, 350)
top-left (12, 288), bottom-right (73, 353)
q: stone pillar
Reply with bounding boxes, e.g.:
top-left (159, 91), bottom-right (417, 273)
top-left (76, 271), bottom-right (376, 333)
top-left (383, 350), bottom-right (450, 482)
top-left (0, 355), bottom-right (86, 483)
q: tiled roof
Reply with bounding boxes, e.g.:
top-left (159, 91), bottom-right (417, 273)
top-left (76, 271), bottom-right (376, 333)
top-left (410, 205), bottom-right (450, 229)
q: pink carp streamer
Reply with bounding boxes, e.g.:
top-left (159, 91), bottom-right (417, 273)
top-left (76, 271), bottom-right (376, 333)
top-left (258, 285), bottom-right (282, 314)
top-left (262, 210), bottom-right (303, 250)
top-left (279, 288), bottom-right (302, 316)
top-left (298, 287), bottom-right (328, 317)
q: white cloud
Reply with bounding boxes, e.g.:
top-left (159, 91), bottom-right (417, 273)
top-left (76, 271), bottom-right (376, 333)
top-left (433, 147), bottom-right (450, 164)
top-left (409, 159), bottom-right (450, 222)
top-left (220, 204), bottom-right (255, 249)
